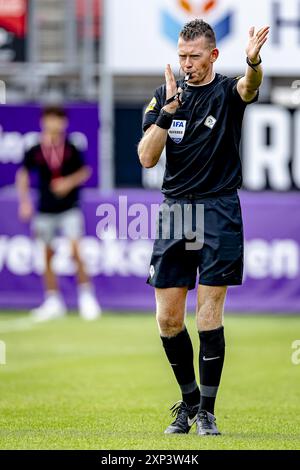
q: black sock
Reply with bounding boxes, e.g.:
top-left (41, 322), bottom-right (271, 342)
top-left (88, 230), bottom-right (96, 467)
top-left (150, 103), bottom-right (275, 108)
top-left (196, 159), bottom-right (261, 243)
top-left (198, 326), bottom-right (225, 415)
top-left (161, 327), bottom-right (200, 407)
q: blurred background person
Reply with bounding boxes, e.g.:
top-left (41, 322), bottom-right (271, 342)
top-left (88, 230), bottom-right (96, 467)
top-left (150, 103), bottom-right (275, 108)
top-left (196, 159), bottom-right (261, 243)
top-left (16, 105), bottom-right (101, 321)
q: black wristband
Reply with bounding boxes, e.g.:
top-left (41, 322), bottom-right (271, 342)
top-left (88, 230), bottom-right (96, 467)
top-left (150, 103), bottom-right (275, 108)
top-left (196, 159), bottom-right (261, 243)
top-left (155, 109), bottom-right (174, 130)
top-left (246, 55), bottom-right (262, 72)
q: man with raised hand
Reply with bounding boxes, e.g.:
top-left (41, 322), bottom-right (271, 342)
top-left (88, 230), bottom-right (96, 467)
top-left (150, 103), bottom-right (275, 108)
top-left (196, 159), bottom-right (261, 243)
top-left (138, 20), bottom-right (269, 435)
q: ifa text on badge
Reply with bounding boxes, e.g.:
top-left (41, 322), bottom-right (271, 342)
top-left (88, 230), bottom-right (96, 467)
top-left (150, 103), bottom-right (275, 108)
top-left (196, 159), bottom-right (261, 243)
top-left (168, 120), bottom-right (186, 143)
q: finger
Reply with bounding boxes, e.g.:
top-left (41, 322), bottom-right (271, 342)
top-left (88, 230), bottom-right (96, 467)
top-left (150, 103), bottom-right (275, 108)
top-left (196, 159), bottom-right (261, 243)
top-left (254, 31), bottom-right (269, 49)
top-left (258, 37), bottom-right (268, 47)
top-left (258, 34), bottom-right (269, 45)
top-left (167, 65), bottom-right (177, 86)
top-left (257, 30), bottom-right (270, 42)
top-left (165, 63), bottom-right (171, 74)
top-left (260, 28), bottom-right (270, 38)
top-left (256, 34), bottom-right (269, 46)
top-left (258, 30), bottom-right (270, 44)
top-left (165, 64), bottom-right (173, 78)
top-left (166, 63), bottom-right (174, 75)
top-left (249, 26), bottom-right (255, 38)
top-left (165, 64), bottom-right (171, 79)
top-left (165, 64), bottom-right (171, 82)
top-left (177, 87), bottom-right (184, 105)
top-left (165, 66), bottom-right (177, 99)
top-left (256, 26), bottom-right (270, 38)
top-left (165, 65), bottom-right (176, 87)
top-left (256, 27), bottom-right (265, 36)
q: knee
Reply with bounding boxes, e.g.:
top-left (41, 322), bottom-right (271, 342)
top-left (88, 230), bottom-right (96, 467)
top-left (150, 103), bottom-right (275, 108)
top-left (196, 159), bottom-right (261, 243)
top-left (197, 293), bottom-right (225, 331)
top-left (71, 241), bottom-right (83, 264)
top-left (45, 246), bottom-right (54, 264)
top-left (156, 311), bottom-right (184, 337)
top-left (200, 288), bottom-right (225, 307)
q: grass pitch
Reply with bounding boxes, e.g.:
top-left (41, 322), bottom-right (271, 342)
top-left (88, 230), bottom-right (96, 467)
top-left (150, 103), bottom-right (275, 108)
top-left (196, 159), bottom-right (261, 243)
top-left (0, 311), bottom-right (299, 450)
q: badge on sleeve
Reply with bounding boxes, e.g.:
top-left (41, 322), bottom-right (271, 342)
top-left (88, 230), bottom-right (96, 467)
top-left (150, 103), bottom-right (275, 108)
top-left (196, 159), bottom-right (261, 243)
top-left (145, 97), bottom-right (157, 113)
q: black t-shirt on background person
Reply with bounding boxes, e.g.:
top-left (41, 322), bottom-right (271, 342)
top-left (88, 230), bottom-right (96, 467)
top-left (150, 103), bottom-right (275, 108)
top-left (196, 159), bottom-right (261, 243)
top-left (142, 73), bottom-right (258, 198)
top-left (22, 139), bottom-right (85, 214)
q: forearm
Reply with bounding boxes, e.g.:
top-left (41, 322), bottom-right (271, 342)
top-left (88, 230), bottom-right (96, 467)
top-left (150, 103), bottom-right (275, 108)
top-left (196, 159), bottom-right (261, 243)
top-left (67, 166), bottom-right (91, 189)
top-left (138, 125), bottom-right (168, 168)
top-left (244, 59), bottom-right (263, 91)
top-left (16, 168), bottom-right (31, 202)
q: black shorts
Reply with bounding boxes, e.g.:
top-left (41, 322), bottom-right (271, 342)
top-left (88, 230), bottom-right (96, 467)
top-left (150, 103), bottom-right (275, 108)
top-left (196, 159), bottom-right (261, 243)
top-left (147, 191), bottom-right (244, 289)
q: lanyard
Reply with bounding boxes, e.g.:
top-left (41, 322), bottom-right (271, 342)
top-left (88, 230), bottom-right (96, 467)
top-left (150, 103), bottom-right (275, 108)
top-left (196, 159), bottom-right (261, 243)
top-left (41, 140), bottom-right (65, 177)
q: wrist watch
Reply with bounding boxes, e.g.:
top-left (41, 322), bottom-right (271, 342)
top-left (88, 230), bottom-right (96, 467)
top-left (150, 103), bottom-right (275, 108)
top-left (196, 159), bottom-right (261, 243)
top-left (246, 55), bottom-right (262, 71)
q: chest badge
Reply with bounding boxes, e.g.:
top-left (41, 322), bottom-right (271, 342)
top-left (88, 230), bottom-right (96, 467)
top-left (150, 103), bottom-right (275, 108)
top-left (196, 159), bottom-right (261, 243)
top-left (204, 115), bottom-right (217, 129)
top-left (168, 119), bottom-right (187, 144)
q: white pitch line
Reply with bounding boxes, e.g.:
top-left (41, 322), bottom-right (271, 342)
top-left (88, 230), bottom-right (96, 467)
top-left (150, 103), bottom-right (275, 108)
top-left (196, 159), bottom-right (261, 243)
top-left (0, 317), bottom-right (36, 333)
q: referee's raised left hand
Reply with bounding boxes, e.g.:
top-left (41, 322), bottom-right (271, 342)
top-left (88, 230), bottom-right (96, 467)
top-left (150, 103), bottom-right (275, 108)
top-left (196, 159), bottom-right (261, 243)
top-left (246, 26), bottom-right (270, 62)
top-left (163, 64), bottom-right (182, 114)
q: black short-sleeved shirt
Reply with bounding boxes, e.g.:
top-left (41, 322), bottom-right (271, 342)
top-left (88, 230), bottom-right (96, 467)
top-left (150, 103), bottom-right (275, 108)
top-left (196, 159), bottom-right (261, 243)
top-left (22, 139), bottom-right (85, 213)
top-left (142, 73), bottom-right (258, 197)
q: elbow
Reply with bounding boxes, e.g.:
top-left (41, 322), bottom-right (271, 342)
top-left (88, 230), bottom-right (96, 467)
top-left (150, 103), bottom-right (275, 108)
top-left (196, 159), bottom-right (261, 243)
top-left (243, 88), bottom-right (259, 103)
top-left (139, 153), bottom-right (156, 169)
top-left (15, 167), bottom-right (26, 184)
top-left (83, 165), bottom-right (92, 181)
top-left (138, 147), bottom-right (156, 168)
top-left (140, 158), bottom-right (156, 169)
top-left (137, 136), bottom-right (159, 168)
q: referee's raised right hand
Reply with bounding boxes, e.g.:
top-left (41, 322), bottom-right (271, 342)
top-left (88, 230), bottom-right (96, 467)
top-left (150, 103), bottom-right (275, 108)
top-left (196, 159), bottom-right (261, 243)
top-left (163, 64), bottom-right (182, 114)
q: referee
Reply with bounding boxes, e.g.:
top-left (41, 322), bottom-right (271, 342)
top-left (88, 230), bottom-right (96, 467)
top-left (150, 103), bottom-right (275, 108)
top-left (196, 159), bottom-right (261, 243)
top-left (138, 20), bottom-right (269, 435)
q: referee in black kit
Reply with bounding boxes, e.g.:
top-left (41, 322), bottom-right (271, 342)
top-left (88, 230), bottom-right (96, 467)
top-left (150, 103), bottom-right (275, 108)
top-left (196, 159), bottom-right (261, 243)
top-left (138, 20), bottom-right (269, 435)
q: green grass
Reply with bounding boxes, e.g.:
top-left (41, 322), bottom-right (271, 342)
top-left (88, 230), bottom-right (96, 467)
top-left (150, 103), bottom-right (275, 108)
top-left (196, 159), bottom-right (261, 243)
top-left (0, 311), bottom-right (300, 450)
